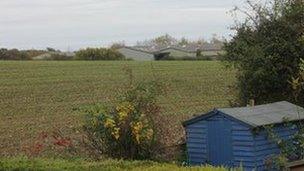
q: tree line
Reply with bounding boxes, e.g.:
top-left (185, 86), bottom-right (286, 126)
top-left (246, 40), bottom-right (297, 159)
top-left (0, 48), bottom-right (45, 60)
top-left (0, 34), bottom-right (225, 60)
top-left (0, 47), bottom-right (125, 61)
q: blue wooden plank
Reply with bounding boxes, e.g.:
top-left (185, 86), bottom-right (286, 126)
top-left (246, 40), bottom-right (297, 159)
top-left (187, 133), bottom-right (205, 139)
top-left (234, 156), bottom-right (255, 162)
top-left (232, 146), bottom-right (255, 152)
top-left (186, 128), bottom-right (207, 134)
top-left (232, 125), bottom-right (250, 131)
top-left (187, 124), bottom-right (207, 129)
top-left (189, 153), bottom-right (207, 158)
top-left (233, 141), bottom-right (255, 146)
top-left (187, 144), bottom-right (206, 148)
top-left (187, 143), bottom-right (206, 148)
top-left (233, 151), bottom-right (255, 157)
top-left (188, 150), bottom-right (206, 154)
top-left (232, 131), bottom-right (253, 136)
top-left (232, 135), bottom-right (254, 141)
top-left (187, 138), bottom-right (206, 143)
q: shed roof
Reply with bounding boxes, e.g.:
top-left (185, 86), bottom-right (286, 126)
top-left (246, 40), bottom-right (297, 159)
top-left (184, 101), bottom-right (304, 127)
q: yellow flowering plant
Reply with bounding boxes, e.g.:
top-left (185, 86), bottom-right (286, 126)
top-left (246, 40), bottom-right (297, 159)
top-left (83, 81), bottom-right (163, 160)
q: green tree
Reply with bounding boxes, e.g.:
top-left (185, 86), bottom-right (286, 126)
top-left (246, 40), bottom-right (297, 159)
top-left (46, 47), bottom-right (57, 52)
top-left (222, 0), bottom-right (304, 105)
top-left (136, 34), bottom-right (177, 48)
top-left (75, 48), bottom-right (125, 60)
top-left (110, 41), bottom-right (125, 49)
top-left (152, 34), bottom-right (177, 47)
top-left (0, 48), bottom-right (31, 60)
top-left (210, 34), bottom-right (224, 49)
top-left (178, 37), bottom-right (189, 47)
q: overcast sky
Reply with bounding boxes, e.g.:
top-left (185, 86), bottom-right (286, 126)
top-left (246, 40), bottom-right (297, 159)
top-left (0, 0), bottom-right (245, 51)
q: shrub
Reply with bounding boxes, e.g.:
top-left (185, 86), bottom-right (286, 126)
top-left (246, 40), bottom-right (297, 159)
top-left (263, 59), bottom-right (304, 169)
top-left (75, 48), bottom-right (125, 60)
top-left (83, 81), bottom-right (163, 160)
top-left (222, 0), bottom-right (304, 105)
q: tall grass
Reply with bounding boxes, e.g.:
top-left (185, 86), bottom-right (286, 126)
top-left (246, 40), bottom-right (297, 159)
top-left (0, 157), bottom-right (230, 171)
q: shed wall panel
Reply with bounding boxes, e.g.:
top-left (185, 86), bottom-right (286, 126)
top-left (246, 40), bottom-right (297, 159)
top-left (186, 112), bottom-right (256, 170)
top-left (186, 120), bottom-right (208, 165)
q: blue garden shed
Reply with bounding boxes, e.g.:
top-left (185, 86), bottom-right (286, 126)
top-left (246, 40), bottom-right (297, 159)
top-left (183, 101), bottom-right (304, 170)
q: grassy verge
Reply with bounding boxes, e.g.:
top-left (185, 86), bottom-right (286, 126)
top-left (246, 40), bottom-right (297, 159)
top-left (0, 157), bottom-right (229, 171)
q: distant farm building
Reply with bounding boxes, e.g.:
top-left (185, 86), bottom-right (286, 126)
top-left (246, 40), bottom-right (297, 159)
top-left (157, 47), bottom-right (197, 59)
top-left (117, 47), bottom-right (155, 61)
top-left (183, 101), bottom-right (304, 170)
top-left (118, 45), bottom-right (223, 61)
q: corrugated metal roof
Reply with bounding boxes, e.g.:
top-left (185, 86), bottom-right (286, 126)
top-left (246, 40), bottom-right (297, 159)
top-left (119, 46), bottom-right (155, 54)
top-left (218, 101), bottom-right (304, 127)
top-left (122, 44), bottom-right (223, 54)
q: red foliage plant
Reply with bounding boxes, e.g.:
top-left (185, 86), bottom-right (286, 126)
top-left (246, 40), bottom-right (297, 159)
top-left (23, 129), bottom-right (74, 157)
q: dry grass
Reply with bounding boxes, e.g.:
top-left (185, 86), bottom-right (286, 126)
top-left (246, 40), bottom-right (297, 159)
top-left (0, 61), bottom-right (236, 157)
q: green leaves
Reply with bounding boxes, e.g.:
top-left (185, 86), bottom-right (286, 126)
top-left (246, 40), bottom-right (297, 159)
top-left (222, 0), bottom-right (304, 105)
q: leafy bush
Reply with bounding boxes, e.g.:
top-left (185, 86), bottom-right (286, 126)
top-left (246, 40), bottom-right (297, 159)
top-left (222, 0), bottom-right (304, 105)
top-left (75, 48), bottom-right (125, 60)
top-left (263, 59), bottom-right (304, 169)
top-left (83, 81), bottom-right (163, 160)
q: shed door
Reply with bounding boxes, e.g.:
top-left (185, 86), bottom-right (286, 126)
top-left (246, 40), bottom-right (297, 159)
top-left (207, 118), bottom-right (233, 166)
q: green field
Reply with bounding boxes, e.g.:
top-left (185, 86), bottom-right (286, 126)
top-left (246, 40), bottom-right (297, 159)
top-left (0, 61), bottom-right (236, 157)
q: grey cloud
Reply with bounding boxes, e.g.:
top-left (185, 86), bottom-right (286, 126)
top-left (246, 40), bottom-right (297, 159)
top-left (0, 0), bottom-right (244, 50)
